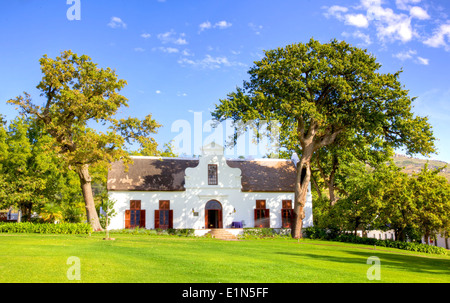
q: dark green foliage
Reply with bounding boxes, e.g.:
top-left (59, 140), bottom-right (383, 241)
top-left (0, 222), bottom-right (92, 234)
top-left (304, 227), bottom-right (447, 255)
top-left (240, 228), bottom-right (291, 239)
top-left (106, 228), bottom-right (195, 237)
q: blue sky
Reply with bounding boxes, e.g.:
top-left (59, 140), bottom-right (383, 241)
top-left (1, 0), bottom-right (449, 162)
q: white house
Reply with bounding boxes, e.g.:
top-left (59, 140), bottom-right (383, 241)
top-left (107, 143), bottom-right (313, 237)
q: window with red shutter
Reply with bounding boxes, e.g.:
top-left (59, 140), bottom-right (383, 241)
top-left (156, 200), bottom-right (173, 230)
top-left (281, 200), bottom-right (293, 228)
top-left (126, 200), bottom-right (142, 229)
top-left (254, 200), bottom-right (270, 228)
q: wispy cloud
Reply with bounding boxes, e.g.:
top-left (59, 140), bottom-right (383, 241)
top-left (199, 21), bottom-right (212, 32)
top-left (393, 49), bottom-right (429, 65)
top-left (141, 33), bottom-right (151, 39)
top-left (156, 47), bottom-right (179, 53)
top-left (214, 20), bottom-right (232, 29)
top-left (416, 56), bottom-right (429, 65)
top-left (424, 23), bottom-right (450, 50)
top-left (134, 47), bottom-right (145, 52)
top-left (107, 17), bottom-right (127, 29)
top-left (178, 55), bottom-right (244, 69)
top-left (157, 30), bottom-right (188, 45)
top-left (249, 23), bottom-right (263, 35)
top-left (198, 20), bottom-right (232, 33)
top-left (323, 1), bottom-right (434, 44)
top-left (342, 30), bottom-right (372, 46)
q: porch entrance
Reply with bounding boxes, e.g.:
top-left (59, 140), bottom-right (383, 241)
top-left (205, 200), bottom-right (223, 229)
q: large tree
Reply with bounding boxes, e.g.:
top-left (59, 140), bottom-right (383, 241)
top-left (8, 50), bottom-right (161, 230)
top-left (212, 38), bottom-right (435, 238)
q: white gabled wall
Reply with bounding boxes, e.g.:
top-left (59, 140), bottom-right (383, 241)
top-left (108, 143), bottom-right (313, 230)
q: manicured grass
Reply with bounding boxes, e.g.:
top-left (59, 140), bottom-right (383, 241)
top-left (0, 233), bottom-right (448, 283)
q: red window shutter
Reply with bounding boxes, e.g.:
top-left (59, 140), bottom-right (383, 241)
top-left (154, 210), bottom-right (160, 229)
top-left (139, 210), bottom-right (146, 228)
top-left (169, 210), bottom-right (173, 229)
top-left (125, 210), bottom-right (131, 229)
top-left (264, 209), bottom-right (270, 228)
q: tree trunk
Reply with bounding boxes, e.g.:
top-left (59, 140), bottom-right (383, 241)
top-left (291, 146), bottom-right (313, 239)
top-left (328, 155), bottom-right (338, 206)
top-left (77, 164), bottom-right (103, 231)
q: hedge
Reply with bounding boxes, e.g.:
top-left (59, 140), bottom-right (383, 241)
top-left (304, 227), bottom-right (448, 255)
top-left (239, 228), bottom-right (291, 239)
top-left (0, 222), bottom-right (92, 234)
top-left (106, 227), bottom-right (195, 237)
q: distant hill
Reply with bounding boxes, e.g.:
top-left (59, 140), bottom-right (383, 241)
top-left (393, 154), bottom-right (449, 182)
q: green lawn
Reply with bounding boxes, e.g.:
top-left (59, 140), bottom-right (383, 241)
top-left (0, 233), bottom-right (448, 283)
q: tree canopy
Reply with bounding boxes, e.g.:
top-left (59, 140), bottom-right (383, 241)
top-left (8, 50), bottom-right (161, 230)
top-left (212, 38), bottom-right (436, 238)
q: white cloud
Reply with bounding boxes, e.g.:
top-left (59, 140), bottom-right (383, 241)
top-left (199, 21), bottom-right (212, 32)
top-left (392, 50), bottom-right (429, 65)
top-left (324, 5), bottom-right (348, 20)
top-left (396, 0), bottom-right (422, 11)
top-left (178, 55), bottom-right (244, 69)
top-left (362, 0), bottom-right (415, 43)
top-left (198, 20), bottom-right (232, 33)
top-left (134, 47), bottom-right (145, 52)
top-left (156, 90), bottom-right (161, 94)
top-left (345, 14), bottom-right (369, 28)
top-left (416, 56), bottom-right (429, 65)
top-left (157, 47), bottom-right (179, 53)
top-left (249, 23), bottom-right (263, 35)
top-left (182, 49), bottom-right (193, 56)
top-left (342, 30), bottom-right (372, 46)
top-left (214, 21), bottom-right (232, 29)
top-left (409, 6), bottom-right (430, 20)
top-left (107, 17), bottom-right (127, 29)
top-left (326, 1), bottom-right (436, 44)
top-left (423, 23), bottom-right (450, 50)
top-left (141, 33), bottom-right (151, 39)
top-left (393, 49), bottom-right (417, 60)
top-left (157, 30), bottom-right (188, 45)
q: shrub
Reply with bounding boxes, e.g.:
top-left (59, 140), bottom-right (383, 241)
top-left (239, 228), bottom-right (291, 239)
top-left (0, 222), bottom-right (92, 234)
top-left (308, 232), bottom-right (448, 255)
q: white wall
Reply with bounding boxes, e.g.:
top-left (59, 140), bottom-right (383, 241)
top-left (108, 143), bottom-right (313, 230)
top-left (108, 189), bottom-right (313, 230)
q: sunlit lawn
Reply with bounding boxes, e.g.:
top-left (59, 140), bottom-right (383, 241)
top-left (0, 233), bottom-right (448, 283)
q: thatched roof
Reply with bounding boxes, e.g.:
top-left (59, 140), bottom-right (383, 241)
top-left (107, 157), bottom-right (296, 192)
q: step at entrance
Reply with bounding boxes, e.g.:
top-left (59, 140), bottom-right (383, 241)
top-left (208, 229), bottom-right (238, 240)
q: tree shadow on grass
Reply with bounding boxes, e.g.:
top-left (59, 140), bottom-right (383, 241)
top-left (277, 249), bottom-right (450, 279)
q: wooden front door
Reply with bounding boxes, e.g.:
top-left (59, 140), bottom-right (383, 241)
top-left (205, 200), bottom-right (223, 229)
